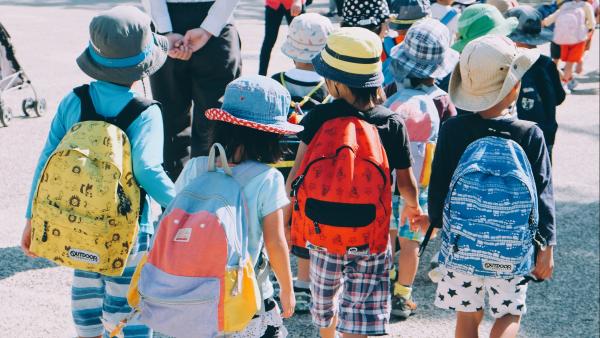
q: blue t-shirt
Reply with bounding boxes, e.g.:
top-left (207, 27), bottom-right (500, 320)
top-left (175, 157), bottom-right (290, 299)
top-left (26, 81), bottom-right (176, 234)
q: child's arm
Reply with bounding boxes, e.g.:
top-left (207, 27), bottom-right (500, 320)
top-left (542, 11), bottom-right (558, 26)
top-left (22, 94), bottom-right (78, 255)
top-left (284, 142), bottom-right (308, 225)
top-left (263, 208), bottom-right (296, 318)
top-left (290, 0), bottom-right (303, 16)
top-left (128, 105), bottom-right (176, 208)
top-left (585, 3), bottom-right (597, 29)
top-left (395, 168), bottom-right (425, 232)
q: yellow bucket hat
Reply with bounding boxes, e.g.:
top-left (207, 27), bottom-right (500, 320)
top-left (312, 27), bottom-right (384, 88)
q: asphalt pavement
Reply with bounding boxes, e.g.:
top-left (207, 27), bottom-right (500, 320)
top-left (0, 1), bottom-right (598, 337)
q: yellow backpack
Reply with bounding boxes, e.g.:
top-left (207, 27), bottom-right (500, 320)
top-left (30, 85), bottom-right (154, 276)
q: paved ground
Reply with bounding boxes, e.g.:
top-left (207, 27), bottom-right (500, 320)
top-left (0, 1), bottom-right (598, 337)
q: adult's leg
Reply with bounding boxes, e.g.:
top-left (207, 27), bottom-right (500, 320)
top-left (259, 5), bottom-right (286, 76)
top-left (189, 23), bottom-right (242, 156)
top-left (150, 58), bottom-right (192, 181)
top-left (456, 311), bottom-right (484, 338)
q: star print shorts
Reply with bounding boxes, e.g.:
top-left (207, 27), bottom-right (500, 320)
top-left (434, 268), bottom-right (528, 319)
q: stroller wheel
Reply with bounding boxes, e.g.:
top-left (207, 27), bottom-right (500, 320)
top-left (0, 103), bottom-right (12, 127)
top-left (22, 97), bottom-right (35, 117)
top-left (34, 99), bottom-right (46, 117)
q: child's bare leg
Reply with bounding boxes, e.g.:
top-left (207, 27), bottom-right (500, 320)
top-left (563, 62), bottom-right (575, 82)
top-left (490, 314), bottom-right (521, 338)
top-left (397, 238), bottom-right (420, 287)
top-left (342, 333), bottom-right (367, 338)
top-left (576, 59), bottom-right (584, 74)
top-left (390, 229), bottom-right (398, 253)
top-left (320, 315), bottom-right (338, 338)
top-left (456, 310), bottom-right (483, 338)
top-left (297, 257), bottom-right (310, 283)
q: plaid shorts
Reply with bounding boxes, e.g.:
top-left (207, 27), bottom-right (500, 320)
top-left (309, 248), bottom-right (392, 336)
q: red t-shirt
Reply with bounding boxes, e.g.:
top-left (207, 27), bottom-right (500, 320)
top-left (265, 0), bottom-right (304, 10)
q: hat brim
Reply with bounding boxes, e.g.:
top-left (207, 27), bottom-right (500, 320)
top-left (449, 47), bottom-right (540, 112)
top-left (391, 44), bottom-right (460, 82)
top-left (389, 16), bottom-right (426, 31)
top-left (205, 108), bottom-right (304, 135)
top-left (281, 39), bottom-right (323, 64)
top-left (452, 17), bottom-right (519, 52)
top-left (76, 33), bottom-right (168, 85)
top-left (312, 53), bottom-right (383, 88)
top-left (508, 28), bottom-right (553, 46)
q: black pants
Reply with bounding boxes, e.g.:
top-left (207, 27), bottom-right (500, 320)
top-left (150, 2), bottom-right (242, 181)
top-left (259, 5), bottom-right (300, 76)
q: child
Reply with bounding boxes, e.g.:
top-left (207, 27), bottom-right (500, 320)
top-left (428, 35), bottom-right (556, 338)
top-left (384, 0), bottom-right (432, 86)
top-left (259, 0), bottom-right (304, 75)
top-left (507, 5), bottom-right (566, 159)
top-left (287, 27), bottom-right (423, 338)
top-left (273, 12), bottom-right (334, 314)
top-left (341, 0), bottom-right (391, 34)
top-left (452, 4), bottom-right (518, 53)
top-left (385, 18), bottom-right (459, 320)
top-left (20, 6), bottom-right (176, 337)
top-left (486, 0), bottom-right (519, 15)
top-left (176, 75), bottom-right (299, 337)
top-left (431, 0), bottom-right (461, 44)
top-left (543, 0), bottom-right (596, 90)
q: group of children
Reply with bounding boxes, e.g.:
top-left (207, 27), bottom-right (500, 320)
top-left (19, 0), bottom-right (578, 336)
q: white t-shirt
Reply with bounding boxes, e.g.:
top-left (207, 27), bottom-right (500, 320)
top-left (175, 157), bottom-right (290, 299)
top-left (431, 3), bottom-right (460, 44)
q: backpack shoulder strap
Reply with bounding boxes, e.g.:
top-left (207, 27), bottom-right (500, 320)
top-left (232, 161), bottom-right (272, 187)
top-left (440, 8), bottom-right (458, 25)
top-left (110, 96), bottom-right (159, 132)
top-left (73, 84), bottom-right (103, 122)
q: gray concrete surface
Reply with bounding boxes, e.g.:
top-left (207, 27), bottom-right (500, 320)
top-left (0, 1), bottom-right (598, 337)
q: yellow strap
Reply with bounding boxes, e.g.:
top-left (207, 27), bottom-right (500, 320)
top-left (270, 160), bottom-right (295, 168)
top-left (280, 72), bottom-right (326, 109)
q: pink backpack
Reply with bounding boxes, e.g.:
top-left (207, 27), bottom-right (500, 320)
top-left (554, 3), bottom-right (588, 45)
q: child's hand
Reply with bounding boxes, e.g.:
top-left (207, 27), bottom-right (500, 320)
top-left (279, 288), bottom-right (296, 319)
top-left (411, 214), bottom-right (431, 233)
top-left (532, 245), bottom-right (554, 280)
top-left (165, 33), bottom-right (193, 60)
top-left (20, 220), bottom-right (36, 258)
top-left (401, 204), bottom-right (423, 231)
top-left (290, 0), bottom-right (303, 16)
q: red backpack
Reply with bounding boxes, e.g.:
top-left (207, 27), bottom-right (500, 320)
top-left (290, 117), bottom-right (392, 255)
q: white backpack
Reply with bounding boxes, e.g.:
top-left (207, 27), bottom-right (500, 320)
top-left (553, 3), bottom-right (588, 45)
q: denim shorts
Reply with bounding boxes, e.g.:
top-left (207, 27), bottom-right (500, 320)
top-left (390, 188), bottom-right (428, 243)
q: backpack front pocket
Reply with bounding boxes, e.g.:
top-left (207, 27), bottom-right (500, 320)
top-left (138, 263), bottom-right (220, 338)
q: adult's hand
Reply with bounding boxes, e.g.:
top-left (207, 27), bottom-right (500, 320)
top-left (183, 28), bottom-right (213, 53)
top-left (165, 33), bottom-right (193, 61)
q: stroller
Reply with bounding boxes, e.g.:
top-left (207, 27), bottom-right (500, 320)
top-left (0, 21), bottom-right (45, 127)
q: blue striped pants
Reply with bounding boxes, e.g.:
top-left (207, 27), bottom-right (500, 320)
top-left (71, 234), bottom-right (151, 338)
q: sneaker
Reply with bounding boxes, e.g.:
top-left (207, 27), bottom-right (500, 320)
top-left (567, 78), bottom-right (578, 91)
top-left (562, 83), bottom-right (571, 95)
top-left (294, 287), bottom-right (312, 313)
top-left (391, 294), bottom-right (417, 319)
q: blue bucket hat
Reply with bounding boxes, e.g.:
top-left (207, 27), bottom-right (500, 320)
top-left (506, 5), bottom-right (553, 46)
top-left (389, 0), bottom-right (431, 30)
top-left (390, 18), bottom-right (459, 82)
top-left (205, 75), bottom-right (303, 135)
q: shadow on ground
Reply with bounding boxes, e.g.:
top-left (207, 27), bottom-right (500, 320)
top-left (0, 246), bottom-right (56, 280)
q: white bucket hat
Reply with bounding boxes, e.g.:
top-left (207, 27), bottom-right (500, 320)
top-left (281, 13), bottom-right (334, 64)
top-left (449, 35), bottom-right (539, 112)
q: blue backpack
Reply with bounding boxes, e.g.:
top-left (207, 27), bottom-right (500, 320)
top-left (437, 136), bottom-right (539, 278)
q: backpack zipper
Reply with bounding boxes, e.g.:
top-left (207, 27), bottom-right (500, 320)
top-left (313, 221), bottom-right (321, 234)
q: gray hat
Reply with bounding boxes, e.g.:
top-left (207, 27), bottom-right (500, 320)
top-left (389, 0), bottom-right (431, 30)
top-left (76, 6), bottom-right (168, 85)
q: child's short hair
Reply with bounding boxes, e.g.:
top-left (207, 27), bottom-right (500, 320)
top-left (208, 121), bottom-right (283, 164)
top-left (349, 86), bottom-right (387, 109)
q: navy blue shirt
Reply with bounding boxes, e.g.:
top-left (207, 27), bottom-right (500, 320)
top-left (428, 113), bottom-right (557, 246)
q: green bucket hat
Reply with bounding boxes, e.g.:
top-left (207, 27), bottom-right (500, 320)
top-left (452, 4), bottom-right (518, 52)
